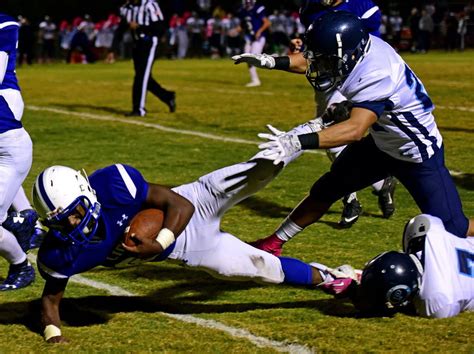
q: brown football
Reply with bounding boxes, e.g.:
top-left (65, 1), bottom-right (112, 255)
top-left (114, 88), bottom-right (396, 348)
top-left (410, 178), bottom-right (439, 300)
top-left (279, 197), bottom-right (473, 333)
top-left (123, 208), bottom-right (164, 247)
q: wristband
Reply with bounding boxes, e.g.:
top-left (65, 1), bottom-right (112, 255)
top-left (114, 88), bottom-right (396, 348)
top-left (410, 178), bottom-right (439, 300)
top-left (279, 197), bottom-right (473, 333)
top-left (155, 228), bottom-right (175, 250)
top-left (44, 324), bottom-right (61, 341)
top-left (297, 132), bottom-right (319, 150)
top-left (274, 56), bottom-right (290, 71)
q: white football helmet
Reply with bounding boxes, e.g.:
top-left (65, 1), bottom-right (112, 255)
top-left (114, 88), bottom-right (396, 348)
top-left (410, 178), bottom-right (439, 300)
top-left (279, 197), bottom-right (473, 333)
top-left (402, 214), bottom-right (430, 254)
top-left (32, 165), bottom-right (101, 245)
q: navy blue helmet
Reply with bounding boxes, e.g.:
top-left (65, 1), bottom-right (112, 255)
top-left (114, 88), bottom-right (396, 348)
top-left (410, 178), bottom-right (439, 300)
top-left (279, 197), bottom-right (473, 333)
top-left (354, 251), bottom-right (422, 315)
top-left (304, 11), bottom-right (370, 91)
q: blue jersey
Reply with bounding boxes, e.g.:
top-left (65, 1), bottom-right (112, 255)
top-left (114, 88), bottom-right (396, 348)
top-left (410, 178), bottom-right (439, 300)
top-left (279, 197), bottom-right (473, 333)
top-left (0, 14), bottom-right (23, 133)
top-left (239, 3), bottom-right (268, 40)
top-left (0, 14), bottom-right (20, 91)
top-left (301, 0), bottom-right (381, 37)
top-left (37, 164), bottom-right (174, 279)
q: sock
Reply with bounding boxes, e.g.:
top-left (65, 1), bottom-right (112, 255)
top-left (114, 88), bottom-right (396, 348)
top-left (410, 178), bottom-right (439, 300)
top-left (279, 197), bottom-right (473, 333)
top-left (372, 180), bottom-right (384, 193)
top-left (0, 227), bottom-right (27, 264)
top-left (10, 258), bottom-right (29, 271)
top-left (279, 257), bottom-right (313, 285)
top-left (249, 66), bottom-right (259, 82)
top-left (275, 217), bottom-right (303, 242)
top-left (343, 192), bottom-right (357, 204)
top-left (11, 186), bottom-right (33, 211)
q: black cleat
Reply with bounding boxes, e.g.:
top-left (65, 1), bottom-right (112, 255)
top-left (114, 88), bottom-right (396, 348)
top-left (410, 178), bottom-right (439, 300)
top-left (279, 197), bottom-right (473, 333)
top-left (167, 92), bottom-right (176, 113)
top-left (338, 197), bottom-right (362, 228)
top-left (375, 176), bottom-right (397, 219)
top-left (125, 110), bottom-right (146, 117)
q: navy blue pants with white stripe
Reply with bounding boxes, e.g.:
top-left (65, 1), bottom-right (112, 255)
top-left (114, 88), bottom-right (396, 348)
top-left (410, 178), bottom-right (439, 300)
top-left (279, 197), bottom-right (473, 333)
top-left (132, 36), bottom-right (173, 115)
top-left (309, 135), bottom-right (469, 237)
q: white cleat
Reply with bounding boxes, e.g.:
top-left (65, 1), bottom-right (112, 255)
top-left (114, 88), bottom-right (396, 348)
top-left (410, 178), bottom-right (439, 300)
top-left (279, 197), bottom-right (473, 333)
top-left (245, 80), bottom-right (261, 87)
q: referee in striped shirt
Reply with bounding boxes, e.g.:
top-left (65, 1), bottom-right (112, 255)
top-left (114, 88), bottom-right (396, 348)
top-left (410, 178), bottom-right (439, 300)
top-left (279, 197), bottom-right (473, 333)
top-left (121, 0), bottom-right (176, 117)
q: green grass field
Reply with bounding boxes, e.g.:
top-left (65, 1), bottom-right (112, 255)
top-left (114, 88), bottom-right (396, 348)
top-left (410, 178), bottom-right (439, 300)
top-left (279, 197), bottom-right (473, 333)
top-left (0, 51), bottom-right (473, 352)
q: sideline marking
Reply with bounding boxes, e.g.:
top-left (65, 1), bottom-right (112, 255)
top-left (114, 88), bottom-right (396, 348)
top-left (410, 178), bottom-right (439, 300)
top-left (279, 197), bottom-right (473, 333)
top-left (28, 254), bottom-right (312, 353)
top-left (27, 105), bottom-right (326, 156)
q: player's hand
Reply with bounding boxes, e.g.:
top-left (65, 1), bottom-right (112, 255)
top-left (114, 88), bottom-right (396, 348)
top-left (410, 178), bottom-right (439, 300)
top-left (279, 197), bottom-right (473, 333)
top-left (258, 124), bottom-right (302, 165)
top-left (327, 264), bottom-right (362, 282)
top-left (122, 233), bottom-right (163, 258)
top-left (46, 335), bottom-right (69, 344)
top-left (319, 277), bottom-right (357, 298)
top-left (232, 53), bottom-right (276, 69)
top-left (289, 38), bottom-right (303, 54)
top-left (321, 101), bottom-right (353, 126)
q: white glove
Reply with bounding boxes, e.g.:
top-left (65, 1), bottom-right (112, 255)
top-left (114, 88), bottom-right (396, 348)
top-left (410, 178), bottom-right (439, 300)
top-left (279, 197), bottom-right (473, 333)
top-left (326, 264), bottom-right (362, 283)
top-left (232, 53), bottom-right (276, 69)
top-left (258, 124), bottom-right (302, 165)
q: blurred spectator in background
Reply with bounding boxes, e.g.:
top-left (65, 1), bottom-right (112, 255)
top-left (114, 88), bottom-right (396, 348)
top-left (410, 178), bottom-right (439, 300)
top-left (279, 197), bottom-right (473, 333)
top-left (38, 15), bottom-right (57, 63)
top-left (442, 12), bottom-right (458, 51)
top-left (408, 7), bottom-right (420, 52)
top-left (186, 11), bottom-right (205, 58)
top-left (418, 8), bottom-right (434, 53)
top-left (67, 21), bottom-right (95, 64)
top-left (17, 16), bottom-right (35, 66)
top-left (269, 10), bottom-right (289, 56)
top-left (458, 11), bottom-right (468, 51)
top-left (82, 14), bottom-right (96, 43)
top-left (379, 12), bottom-right (388, 41)
top-left (58, 20), bottom-right (74, 59)
top-left (389, 11), bottom-right (403, 50)
top-left (176, 12), bottom-right (190, 59)
top-left (206, 11), bottom-right (224, 59)
top-left (222, 12), bottom-right (242, 57)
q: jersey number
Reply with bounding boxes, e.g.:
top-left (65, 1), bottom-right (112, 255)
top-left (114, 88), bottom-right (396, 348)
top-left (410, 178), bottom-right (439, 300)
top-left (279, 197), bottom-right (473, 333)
top-left (457, 248), bottom-right (474, 277)
top-left (404, 65), bottom-right (433, 111)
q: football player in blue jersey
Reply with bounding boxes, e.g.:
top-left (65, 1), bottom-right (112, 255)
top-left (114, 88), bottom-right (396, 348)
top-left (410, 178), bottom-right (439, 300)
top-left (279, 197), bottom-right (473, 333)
top-left (0, 13), bottom-right (37, 291)
top-left (242, 11), bottom-right (474, 257)
top-left (234, 1), bottom-right (397, 231)
top-left (237, 0), bottom-right (271, 87)
top-left (34, 154), bottom-right (361, 343)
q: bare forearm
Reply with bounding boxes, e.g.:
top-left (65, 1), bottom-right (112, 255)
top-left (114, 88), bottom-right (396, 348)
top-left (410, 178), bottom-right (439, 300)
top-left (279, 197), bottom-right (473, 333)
top-left (288, 52), bottom-right (307, 73)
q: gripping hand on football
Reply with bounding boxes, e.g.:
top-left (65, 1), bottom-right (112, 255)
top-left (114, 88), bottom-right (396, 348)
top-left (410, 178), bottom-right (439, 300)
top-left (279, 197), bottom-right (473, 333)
top-left (258, 124), bottom-right (302, 165)
top-left (122, 233), bottom-right (164, 258)
top-left (232, 53), bottom-right (276, 69)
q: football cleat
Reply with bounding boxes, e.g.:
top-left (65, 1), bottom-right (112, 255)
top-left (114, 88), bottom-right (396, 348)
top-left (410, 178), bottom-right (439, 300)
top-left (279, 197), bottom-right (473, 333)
top-left (0, 261), bottom-right (35, 291)
top-left (248, 234), bottom-right (284, 256)
top-left (338, 197), bottom-right (362, 228)
top-left (3, 209), bottom-right (38, 253)
top-left (374, 176), bottom-right (397, 219)
top-left (167, 92), bottom-right (176, 113)
top-left (30, 225), bottom-right (48, 249)
top-left (245, 79), bottom-right (261, 87)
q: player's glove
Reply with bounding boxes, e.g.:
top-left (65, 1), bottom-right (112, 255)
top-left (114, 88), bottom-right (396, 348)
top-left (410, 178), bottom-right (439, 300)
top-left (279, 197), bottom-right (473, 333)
top-left (258, 124), bottom-right (302, 165)
top-left (321, 100), bottom-right (354, 126)
top-left (318, 264), bottom-right (362, 298)
top-left (232, 53), bottom-right (276, 69)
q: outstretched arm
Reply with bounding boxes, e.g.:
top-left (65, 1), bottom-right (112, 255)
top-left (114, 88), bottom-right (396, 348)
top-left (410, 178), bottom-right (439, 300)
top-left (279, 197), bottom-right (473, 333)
top-left (41, 278), bottom-right (69, 343)
top-left (232, 52), bottom-right (307, 74)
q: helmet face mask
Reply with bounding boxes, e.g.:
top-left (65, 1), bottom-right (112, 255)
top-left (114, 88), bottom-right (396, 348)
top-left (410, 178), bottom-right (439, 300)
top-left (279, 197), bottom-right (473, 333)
top-left (305, 51), bottom-right (344, 91)
top-left (33, 166), bottom-right (101, 245)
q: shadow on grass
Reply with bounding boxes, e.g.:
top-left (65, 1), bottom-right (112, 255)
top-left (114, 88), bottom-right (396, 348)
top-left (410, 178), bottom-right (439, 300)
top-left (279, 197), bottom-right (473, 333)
top-left (451, 173), bottom-right (474, 191)
top-left (0, 279), bottom-right (358, 336)
top-left (51, 103), bottom-right (127, 116)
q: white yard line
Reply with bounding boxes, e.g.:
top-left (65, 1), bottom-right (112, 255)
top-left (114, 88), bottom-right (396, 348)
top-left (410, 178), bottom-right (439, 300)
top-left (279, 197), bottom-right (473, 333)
top-left (27, 105), bottom-right (325, 156)
top-left (27, 254), bottom-right (312, 353)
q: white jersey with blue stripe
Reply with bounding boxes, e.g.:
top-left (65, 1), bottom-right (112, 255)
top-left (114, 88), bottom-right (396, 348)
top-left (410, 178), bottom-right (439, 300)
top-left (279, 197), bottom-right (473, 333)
top-left (340, 35), bottom-right (442, 163)
top-left (414, 215), bottom-right (474, 318)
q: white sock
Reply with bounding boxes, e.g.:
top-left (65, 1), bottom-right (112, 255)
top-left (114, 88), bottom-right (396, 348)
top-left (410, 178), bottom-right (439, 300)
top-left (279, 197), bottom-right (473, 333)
top-left (275, 217), bottom-right (303, 241)
top-left (249, 66), bottom-right (259, 82)
top-left (372, 180), bottom-right (384, 193)
top-left (0, 227), bottom-right (27, 264)
top-left (11, 186), bottom-right (32, 211)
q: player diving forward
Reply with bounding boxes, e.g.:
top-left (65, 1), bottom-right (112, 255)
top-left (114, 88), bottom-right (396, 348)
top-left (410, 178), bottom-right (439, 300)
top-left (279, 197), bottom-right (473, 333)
top-left (34, 143), bottom-right (358, 343)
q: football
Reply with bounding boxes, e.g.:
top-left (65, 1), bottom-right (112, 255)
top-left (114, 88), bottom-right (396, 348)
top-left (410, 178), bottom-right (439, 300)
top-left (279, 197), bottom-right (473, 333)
top-left (123, 208), bottom-right (164, 247)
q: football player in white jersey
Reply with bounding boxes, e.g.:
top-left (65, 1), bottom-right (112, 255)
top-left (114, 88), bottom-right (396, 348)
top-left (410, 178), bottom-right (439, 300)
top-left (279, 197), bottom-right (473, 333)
top-left (233, 2), bottom-right (396, 230)
top-left (240, 11), bottom-right (473, 256)
top-left (354, 214), bottom-right (474, 318)
top-left (0, 13), bottom-right (37, 291)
